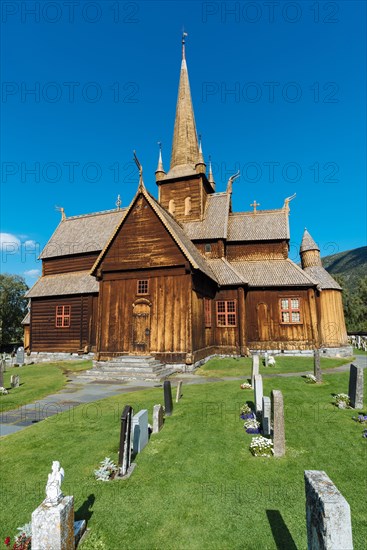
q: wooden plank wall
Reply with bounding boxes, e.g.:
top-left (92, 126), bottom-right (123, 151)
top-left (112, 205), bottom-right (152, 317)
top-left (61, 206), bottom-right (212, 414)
top-left (245, 289), bottom-right (315, 349)
top-left (158, 176), bottom-right (208, 222)
top-left (98, 274), bottom-right (191, 355)
top-left (318, 290), bottom-right (348, 346)
top-left (101, 195), bottom-right (186, 270)
top-left (226, 241), bottom-right (288, 261)
top-left (43, 253), bottom-right (99, 275)
top-left (30, 295), bottom-right (97, 352)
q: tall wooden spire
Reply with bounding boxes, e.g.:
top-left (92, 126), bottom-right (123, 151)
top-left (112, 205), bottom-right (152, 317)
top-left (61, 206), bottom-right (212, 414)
top-left (170, 34), bottom-right (200, 171)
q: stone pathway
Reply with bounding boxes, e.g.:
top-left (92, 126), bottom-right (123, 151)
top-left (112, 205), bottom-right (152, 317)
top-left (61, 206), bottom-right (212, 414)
top-left (1, 355), bottom-right (365, 437)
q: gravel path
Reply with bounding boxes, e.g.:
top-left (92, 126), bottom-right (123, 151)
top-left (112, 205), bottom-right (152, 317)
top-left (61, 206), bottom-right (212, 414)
top-left (1, 355), bottom-right (366, 436)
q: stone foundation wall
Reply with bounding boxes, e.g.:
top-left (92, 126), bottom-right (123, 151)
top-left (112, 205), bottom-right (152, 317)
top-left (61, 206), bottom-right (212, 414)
top-left (24, 352), bottom-right (95, 365)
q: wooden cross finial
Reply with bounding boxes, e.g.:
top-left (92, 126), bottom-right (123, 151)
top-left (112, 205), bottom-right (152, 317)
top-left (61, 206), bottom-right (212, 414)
top-left (250, 200), bottom-right (260, 213)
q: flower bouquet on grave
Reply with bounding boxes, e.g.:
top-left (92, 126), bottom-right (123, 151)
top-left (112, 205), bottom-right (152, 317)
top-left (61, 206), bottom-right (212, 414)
top-left (304, 374), bottom-right (317, 384)
top-left (243, 417), bottom-right (260, 434)
top-left (94, 457), bottom-right (118, 481)
top-left (352, 414), bottom-right (367, 424)
top-left (0, 387), bottom-right (8, 395)
top-left (362, 430), bottom-right (367, 439)
top-left (333, 393), bottom-right (350, 409)
top-left (249, 435), bottom-right (274, 457)
top-left (10, 523), bottom-right (32, 550)
top-left (240, 403), bottom-right (254, 420)
top-left (240, 382), bottom-right (252, 390)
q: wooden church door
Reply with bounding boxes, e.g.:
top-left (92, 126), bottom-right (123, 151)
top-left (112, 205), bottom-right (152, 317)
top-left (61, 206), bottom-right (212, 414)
top-left (132, 300), bottom-right (151, 354)
top-left (257, 302), bottom-right (270, 342)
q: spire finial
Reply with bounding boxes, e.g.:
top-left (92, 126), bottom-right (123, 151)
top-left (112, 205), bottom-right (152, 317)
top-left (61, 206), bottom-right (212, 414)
top-left (208, 155), bottom-right (215, 189)
top-left (156, 141), bottom-right (165, 176)
top-left (116, 194), bottom-right (121, 210)
top-left (55, 206), bottom-right (66, 221)
top-left (182, 31), bottom-right (188, 60)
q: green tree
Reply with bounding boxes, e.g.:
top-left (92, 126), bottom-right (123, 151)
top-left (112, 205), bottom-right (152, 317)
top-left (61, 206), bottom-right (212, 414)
top-left (336, 274), bottom-right (367, 332)
top-left (0, 274), bottom-right (29, 346)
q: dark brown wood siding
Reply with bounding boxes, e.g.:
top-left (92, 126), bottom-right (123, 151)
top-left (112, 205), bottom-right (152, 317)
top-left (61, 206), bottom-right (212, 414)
top-left (158, 176), bottom-right (209, 222)
top-left (226, 241), bottom-right (288, 261)
top-left (245, 289), bottom-right (315, 349)
top-left (30, 294), bottom-right (98, 352)
top-left (97, 272), bottom-right (191, 356)
top-left (43, 253), bottom-right (99, 275)
top-left (101, 195), bottom-right (187, 271)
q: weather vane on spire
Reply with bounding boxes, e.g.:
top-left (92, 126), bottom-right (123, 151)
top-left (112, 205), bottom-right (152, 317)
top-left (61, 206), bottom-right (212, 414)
top-left (182, 31), bottom-right (188, 59)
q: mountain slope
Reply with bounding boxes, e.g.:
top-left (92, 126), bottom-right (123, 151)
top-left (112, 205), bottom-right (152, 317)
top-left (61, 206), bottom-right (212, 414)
top-left (322, 246), bottom-right (367, 293)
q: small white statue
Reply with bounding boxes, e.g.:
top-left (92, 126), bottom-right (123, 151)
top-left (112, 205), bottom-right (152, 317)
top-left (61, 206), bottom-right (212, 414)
top-left (45, 461), bottom-right (64, 506)
top-left (268, 356), bottom-right (276, 366)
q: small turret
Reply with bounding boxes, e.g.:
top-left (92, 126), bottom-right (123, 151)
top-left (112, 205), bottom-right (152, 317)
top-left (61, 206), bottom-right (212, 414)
top-left (155, 142), bottom-right (166, 182)
top-left (300, 229), bottom-right (322, 268)
top-left (195, 136), bottom-right (206, 174)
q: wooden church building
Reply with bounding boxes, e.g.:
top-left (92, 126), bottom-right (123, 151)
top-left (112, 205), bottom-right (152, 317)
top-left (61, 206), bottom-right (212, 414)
top-left (24, 40), bottom-right (348, 365)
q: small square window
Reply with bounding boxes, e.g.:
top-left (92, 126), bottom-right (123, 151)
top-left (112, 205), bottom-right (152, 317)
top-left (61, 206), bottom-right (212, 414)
top-left (205, 243), bottom-right (212, 253)
top-left (137, 280), bottom-right (149, 295)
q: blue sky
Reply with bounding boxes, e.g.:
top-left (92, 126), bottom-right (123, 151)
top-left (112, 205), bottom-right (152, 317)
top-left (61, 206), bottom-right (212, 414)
top-left (1, 0), bottom-right (366, 286)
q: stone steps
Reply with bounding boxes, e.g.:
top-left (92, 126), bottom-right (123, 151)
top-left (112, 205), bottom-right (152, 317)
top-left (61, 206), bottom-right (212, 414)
top-left (79, 356), bottom-right (177, 382)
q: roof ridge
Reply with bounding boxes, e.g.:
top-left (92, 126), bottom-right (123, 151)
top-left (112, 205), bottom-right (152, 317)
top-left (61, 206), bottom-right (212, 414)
top-left (67, 208), bottom-right (126, 220)
top-left (229, 208), bottom-right (286, 217)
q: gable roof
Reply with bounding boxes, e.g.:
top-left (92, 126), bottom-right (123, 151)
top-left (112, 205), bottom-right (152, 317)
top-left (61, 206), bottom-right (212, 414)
top-left (26, 271), bottom-right (99, 298)
top-left (206, 258), bottom-right (246, 286)
top-left (40, 209), bottom-right (126, 259)
top-left (90, 184), bottom-right (217, 283)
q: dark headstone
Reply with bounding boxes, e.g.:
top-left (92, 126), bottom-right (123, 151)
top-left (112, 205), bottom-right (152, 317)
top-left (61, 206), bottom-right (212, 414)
top-left (348, 364), bottom-right (364, 409)
top-left (164, 381), bottom-right (173, 416)
top-left (313, 349), bottom-right (322, 383)
top-left (118, 405), bottom-right (134, 476)
top-left (16, 347), bottom-right (25, 366)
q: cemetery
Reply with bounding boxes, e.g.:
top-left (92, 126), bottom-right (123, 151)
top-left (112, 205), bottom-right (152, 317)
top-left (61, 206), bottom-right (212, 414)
top-left (0, 354), bottom-right (366, 549)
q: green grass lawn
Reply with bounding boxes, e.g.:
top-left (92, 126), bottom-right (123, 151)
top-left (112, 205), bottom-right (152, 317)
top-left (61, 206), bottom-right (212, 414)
top-left (353, 347), bottom-right (367, 356)
top-left (0, 372), bottom-right (366, 549)
top-left (194, 355), bottom-right (353, 378)
top-left (0, 361), bottom-right (91, 412)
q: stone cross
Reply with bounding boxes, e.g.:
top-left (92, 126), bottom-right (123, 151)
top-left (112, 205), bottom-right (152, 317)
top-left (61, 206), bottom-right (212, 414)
top-left (176, 380), bottom-right (183, 403)
top-left (313, 348), bottom-right (322, 383)
top-left (271, 390), bottom-right (285, 457)
top-left (348, 364), bottom-right (364, 409)
top-left (118, 405), bottom-right (134, 476)
top-left (304, 470), bottom-right (353, 549)
top-left (164, 380), bottom-right (173, 416)
top-left (262, 396), bottom-right (271, 436)
top-left (153, 404), bottom-right (164, 434)
top-left (251, 355), bottom-right (259, 387)
top-left (254, 374), bottom-right (263, 413)
top-left (131, 409), bottom-right (149, 454)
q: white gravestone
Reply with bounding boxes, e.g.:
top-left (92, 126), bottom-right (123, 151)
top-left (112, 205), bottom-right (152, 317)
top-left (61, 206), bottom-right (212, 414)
top-left (251, 355), bottom-right (259, 387)
top-left (153, 404), bottom-right (164, 433)
top-left (254, 374), bottom-right (263, 413)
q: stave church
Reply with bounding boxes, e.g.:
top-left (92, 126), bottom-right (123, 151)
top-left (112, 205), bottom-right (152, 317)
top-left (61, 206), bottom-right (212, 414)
top-left (24, 38), bottom-right (349, 367)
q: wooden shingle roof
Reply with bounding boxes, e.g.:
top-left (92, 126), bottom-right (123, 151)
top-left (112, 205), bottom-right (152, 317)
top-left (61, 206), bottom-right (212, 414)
top-left (26, 271), bottom-right (99, 297)
top-left (182, 193), bottom-right (230, 239)
top-left (206, 258), bottom-right (246, 286)
top-left (227, 210), bottom-right (290, 241)
top-left (303, 266), bottom-right (341, 290)
top-left (40, 209), bottom-right (126, 259)
top-left (228, 259), bottom-right (316, 287)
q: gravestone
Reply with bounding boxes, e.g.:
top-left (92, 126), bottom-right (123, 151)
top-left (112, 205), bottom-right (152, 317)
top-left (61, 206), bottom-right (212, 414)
top-left (16, 346), bottom-right (25, 366)
top-left (271, 390), bottom-right (285, 457)
top-left (304, 470), bottom-right (353, 549)
top-left (164, 380), bottom-right (173, 416)
top-left (313, 348), bottom-right (322, 383)
top-left (10, 375), bottom-right (20, 388)
top-left (254, 374), bottom-right (263, 413)
top-left (153, 404), bottom-right (164, 434)
top-left (262, 396), bottom-right (271, 436)
top-left (348, 364), bottom-right (364, 409)
top-left (131, 409), bottom-right (149, 454)
top-left (118, 405), bottom-right (134, 476)
top-left (251, 355), bottom-right (259, 387)
top-left (176, 380), bottom-right (183, 403)
top-left (0, 359), bottom-right (4, 387)
top-left (264, 351), bottom-right (269, 367)
top-left (32, 461), bottom-right (75, 550)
